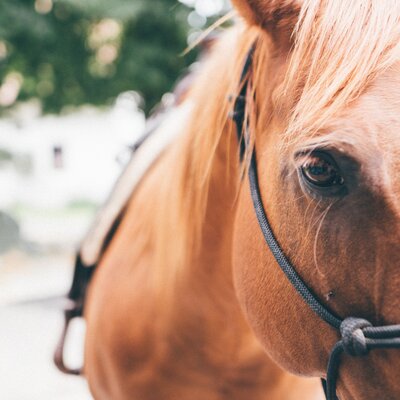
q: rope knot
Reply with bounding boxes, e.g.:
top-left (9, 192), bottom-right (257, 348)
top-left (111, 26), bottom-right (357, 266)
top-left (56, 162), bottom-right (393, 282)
top-left (340, 317), bottom-right (372, 356)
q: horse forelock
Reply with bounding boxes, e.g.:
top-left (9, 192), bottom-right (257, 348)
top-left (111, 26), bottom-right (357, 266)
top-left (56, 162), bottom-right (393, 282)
top-left (281, 0), bottom-right (400, 143)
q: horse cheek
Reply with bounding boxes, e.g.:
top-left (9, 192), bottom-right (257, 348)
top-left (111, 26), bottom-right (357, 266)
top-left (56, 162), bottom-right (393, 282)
top-left (232, 185), bottom-right (283, 364)
top-left (232, 180), bottom-right (325, 376)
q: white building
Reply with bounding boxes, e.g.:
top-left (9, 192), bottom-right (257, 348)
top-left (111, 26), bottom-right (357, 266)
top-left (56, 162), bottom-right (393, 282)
top-left (0, 94), bottom-right (145, 210)
top-left (0, 94), bottom-right (145, 247)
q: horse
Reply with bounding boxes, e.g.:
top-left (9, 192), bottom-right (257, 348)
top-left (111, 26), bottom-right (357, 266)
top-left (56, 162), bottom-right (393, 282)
top-left (81, 1), bottom-right (400, 399)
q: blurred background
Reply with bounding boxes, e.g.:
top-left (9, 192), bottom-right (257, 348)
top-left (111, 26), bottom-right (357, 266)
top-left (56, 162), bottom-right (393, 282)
top-left (0, 1), bottom-right (231, 398)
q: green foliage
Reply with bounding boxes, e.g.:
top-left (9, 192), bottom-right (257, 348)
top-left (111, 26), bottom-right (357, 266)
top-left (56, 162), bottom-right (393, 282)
top-left (0, 0), bottom-right (197, 115)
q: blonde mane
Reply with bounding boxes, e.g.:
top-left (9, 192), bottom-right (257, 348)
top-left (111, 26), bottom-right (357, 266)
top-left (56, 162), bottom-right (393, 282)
top-left (151, 26), bottom-right (261, 297)
top-left (283, 0), bottom-right (400, 140)
top-left (152, 1), bottom-right (400, 298)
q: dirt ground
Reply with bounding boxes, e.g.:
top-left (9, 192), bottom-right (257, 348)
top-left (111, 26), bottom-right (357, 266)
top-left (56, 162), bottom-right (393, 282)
top-left (0, 250), bottom-right (92, 400)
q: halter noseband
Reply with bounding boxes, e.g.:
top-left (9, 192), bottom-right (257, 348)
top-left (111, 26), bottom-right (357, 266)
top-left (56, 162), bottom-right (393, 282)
top-left (232, 46), bottom-right (400, 400)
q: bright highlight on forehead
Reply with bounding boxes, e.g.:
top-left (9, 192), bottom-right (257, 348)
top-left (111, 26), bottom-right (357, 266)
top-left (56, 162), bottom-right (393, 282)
top-left (283, 0), bottom-right (400, 141)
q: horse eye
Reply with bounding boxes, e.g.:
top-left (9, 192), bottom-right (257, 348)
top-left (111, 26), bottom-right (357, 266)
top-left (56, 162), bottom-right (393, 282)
top-left (301, 152), bottom-right (344, 187)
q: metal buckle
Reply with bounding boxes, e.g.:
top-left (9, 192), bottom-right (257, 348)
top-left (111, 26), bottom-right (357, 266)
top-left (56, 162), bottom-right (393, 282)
top-left (54, 299), bottom-right (83, 375)
top-left (54, 254), bottom-right (95, 375)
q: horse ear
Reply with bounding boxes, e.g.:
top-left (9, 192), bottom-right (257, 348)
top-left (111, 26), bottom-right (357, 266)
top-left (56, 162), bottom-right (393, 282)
top-left (231, 0), bottom-right (302, 48)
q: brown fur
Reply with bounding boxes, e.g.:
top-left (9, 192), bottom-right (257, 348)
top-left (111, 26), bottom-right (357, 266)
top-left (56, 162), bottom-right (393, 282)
top-left (85, 1), bottom-right (400, 399)
top-left (231, 0), bottom-right (301, 48)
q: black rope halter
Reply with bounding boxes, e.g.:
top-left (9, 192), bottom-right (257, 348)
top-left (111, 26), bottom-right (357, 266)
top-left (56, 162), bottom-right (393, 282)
top-left (231, 45), bottom-right (400, 400)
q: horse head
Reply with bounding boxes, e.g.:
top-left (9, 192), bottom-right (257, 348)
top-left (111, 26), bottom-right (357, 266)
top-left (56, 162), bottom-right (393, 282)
top-left (231, 1), bottom-right (400, 399)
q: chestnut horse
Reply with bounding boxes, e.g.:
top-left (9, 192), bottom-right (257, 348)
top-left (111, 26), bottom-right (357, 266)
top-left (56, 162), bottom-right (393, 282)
top-left (83, 1), bottom-right (400, 399)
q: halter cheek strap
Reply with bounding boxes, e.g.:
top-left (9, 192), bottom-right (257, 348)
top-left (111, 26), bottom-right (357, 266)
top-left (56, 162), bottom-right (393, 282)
top-left (232, 46), bottom-right (400, 400)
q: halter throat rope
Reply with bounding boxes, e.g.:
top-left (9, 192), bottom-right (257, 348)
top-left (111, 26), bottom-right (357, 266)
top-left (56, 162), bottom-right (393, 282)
top-left (232, 45), bottom-right (400, 400)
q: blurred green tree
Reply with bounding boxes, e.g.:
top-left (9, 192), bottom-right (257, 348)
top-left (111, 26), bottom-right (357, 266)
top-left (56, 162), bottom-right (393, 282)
top-left (0, 0), bottom-right (197, 115)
